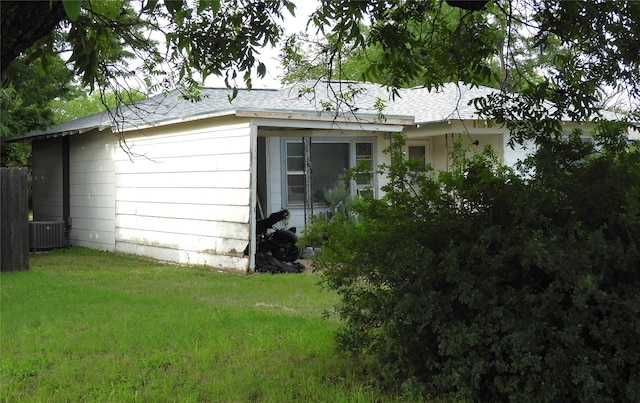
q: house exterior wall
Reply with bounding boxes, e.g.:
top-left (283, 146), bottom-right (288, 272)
top-left (259, 125), bottom-right (511, 226)
top-left (32, 138), bottom-right (63, 221)
top-left (503, 135), bottom-right (536, 168)
top-left (431, 132), bottom-right (505, 171)
top-left (114, 117), bottom-right (253, 271)
top-left (404, 123), bottom-right (507, 172)
top-left (69, 131), bottom-right (117, 251)
top-left (262, 130), bottom-right (393, 231)
top-left (262, 128), bottom-right (516, 231)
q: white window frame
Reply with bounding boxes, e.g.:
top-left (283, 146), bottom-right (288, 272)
top-left (281, 137), bottom-right (377, 207)
top-left (404, 139), bottom-right (432, 168)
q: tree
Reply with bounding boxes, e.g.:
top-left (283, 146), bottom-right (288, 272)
top-left (3, 1), bottom-right (637, 129)
top-left (49, 89), bottom-right (147, 125)
top-left (0, 53), bottom-right (146, 167)
top-left (287, 1), bottom-right (638, 128)
top-left (291, 2), bottom-right (640, 400)
top-left (307, 128), bottom-right (640, 401)
top-left (1, 0), bottom-right (296, 101)
top-left (0, 53), bottom-right (75, 167)
top-left (0, 1), bottom-right (67, 71)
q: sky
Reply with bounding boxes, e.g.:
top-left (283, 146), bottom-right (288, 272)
top-left (204, 1), bottom-right (320, 89)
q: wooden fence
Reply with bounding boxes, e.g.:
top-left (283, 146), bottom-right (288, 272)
top-left (1, 167), bottom-right (29, 271)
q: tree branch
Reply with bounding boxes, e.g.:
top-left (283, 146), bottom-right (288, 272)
top-left (0, 0), bottom-right (67, 71)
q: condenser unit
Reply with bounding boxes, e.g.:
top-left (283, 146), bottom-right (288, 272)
top-left (29, 221), bottom-right (67, 251)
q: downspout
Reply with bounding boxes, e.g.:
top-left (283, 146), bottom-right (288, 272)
top-left (62, 136), bottom-right (71, 246)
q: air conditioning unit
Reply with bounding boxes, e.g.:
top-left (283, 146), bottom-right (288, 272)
top-left (29, 221), bottom-right (67, 251)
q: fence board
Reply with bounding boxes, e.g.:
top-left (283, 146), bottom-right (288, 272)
top-left (1, 167), bottom-right (30, 271)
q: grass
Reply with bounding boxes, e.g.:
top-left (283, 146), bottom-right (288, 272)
top-left (0, 247), bottom-right (412, 402)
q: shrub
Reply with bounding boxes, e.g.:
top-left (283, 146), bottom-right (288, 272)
top-left (311, 131), bottom-right (640, 402)
top-left (303, 184), bottom-right (363, 248)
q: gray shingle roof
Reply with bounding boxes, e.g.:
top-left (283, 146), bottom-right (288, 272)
top-left (12, 87), bottom-right (276, 140)
top-left (9, 81), bottom-right (510, 141)
top-left (388, 83), bottom-right (496, 123)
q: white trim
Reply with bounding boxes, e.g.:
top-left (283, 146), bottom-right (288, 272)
top-left (116, 110), bottom-right (409, 134)
top-left (405, 139), bottom-right (433, 166)
top-left (249, 122), bottom-right (259, 273)
top-left (239, 109), bottom-right (413, 126)
top-left (281, 136), bottom-right (378, 209)
top-left (249, 117), bottom-right (406, 132)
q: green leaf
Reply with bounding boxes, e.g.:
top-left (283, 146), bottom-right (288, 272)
top-left (145, 0), bottom-right (159, 11)
top-left (164, 0), bottom-right (183, 16)
top-left (285, 1), bottom-right (296, 17)
top-left (198, 0), bottom-right (220, 14)
top-left (228, 87), bottom-right (238, 102)
top-left (62, 0), bottom-right (83, 22)
top-left (257, 62), bottom-right (266, 78)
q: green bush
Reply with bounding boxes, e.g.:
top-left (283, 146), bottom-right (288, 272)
top-left (303, 184), bottom-right (363, 248)
top-left (311, 131), bottom-right (640, 402)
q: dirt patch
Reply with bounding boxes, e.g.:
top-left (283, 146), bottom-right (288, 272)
top-left (297, 258), bottom-right (321, 274)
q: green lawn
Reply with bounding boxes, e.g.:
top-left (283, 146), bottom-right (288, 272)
top-left (0, 247), bottom-right (407, 402)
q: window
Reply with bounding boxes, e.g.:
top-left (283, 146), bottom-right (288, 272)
top-left (310, 143), bottom-right (350, 202)
top-left (562, 131), bottom-right (595, 145)
top-left (355, 142), bottom-right (374, 197)
top-left (284, 139), bottom-right (375, 206)
top-left (286, 143), bottom-right (305, 204)
top-left (408, 145), bottom-right (427, 168)
top-left (405, 141), bottom-right (431, 168)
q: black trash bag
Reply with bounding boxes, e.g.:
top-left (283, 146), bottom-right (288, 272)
top-left (254, 251), bottom-right (305, 274)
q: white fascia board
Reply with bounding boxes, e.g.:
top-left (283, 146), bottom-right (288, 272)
top-left (7, 125), bottom-right (112, 143)
top-left (249, 117), bottom-right (406, 132)
top-left (117, 110), bottom-right (237, 133)
top-left (409, 120), bottom-right (511, 136)
top-left (242, 108), bottom-right (411, 132)
top-left (116, 108), bottom-right (413, 134)
top-left (79, 125), bottom-right (110, 134)
top-left (236, 108), bottom-right (413, 125)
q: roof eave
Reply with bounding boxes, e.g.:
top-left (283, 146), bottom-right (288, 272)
top-left (236, 108), bottom-right (414, 127)
top-left (5, 125), bottom-right (111, 143)
top-left (8, 106), bottom-right (415, 142)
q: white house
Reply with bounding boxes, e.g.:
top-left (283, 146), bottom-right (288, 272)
top-left (10, 81), bottom-right (602, 272)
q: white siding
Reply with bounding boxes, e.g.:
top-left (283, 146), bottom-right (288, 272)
top-left (375, 132), bottom-right (393, 195)
top-left (31, 139), bottom-right (63, 221)
top-left (114, 119), bottom-right (252, 271)
top-left (503, 134), bottom-right (536, 168)
top-left (69, 133), bottom-right (116, 250)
